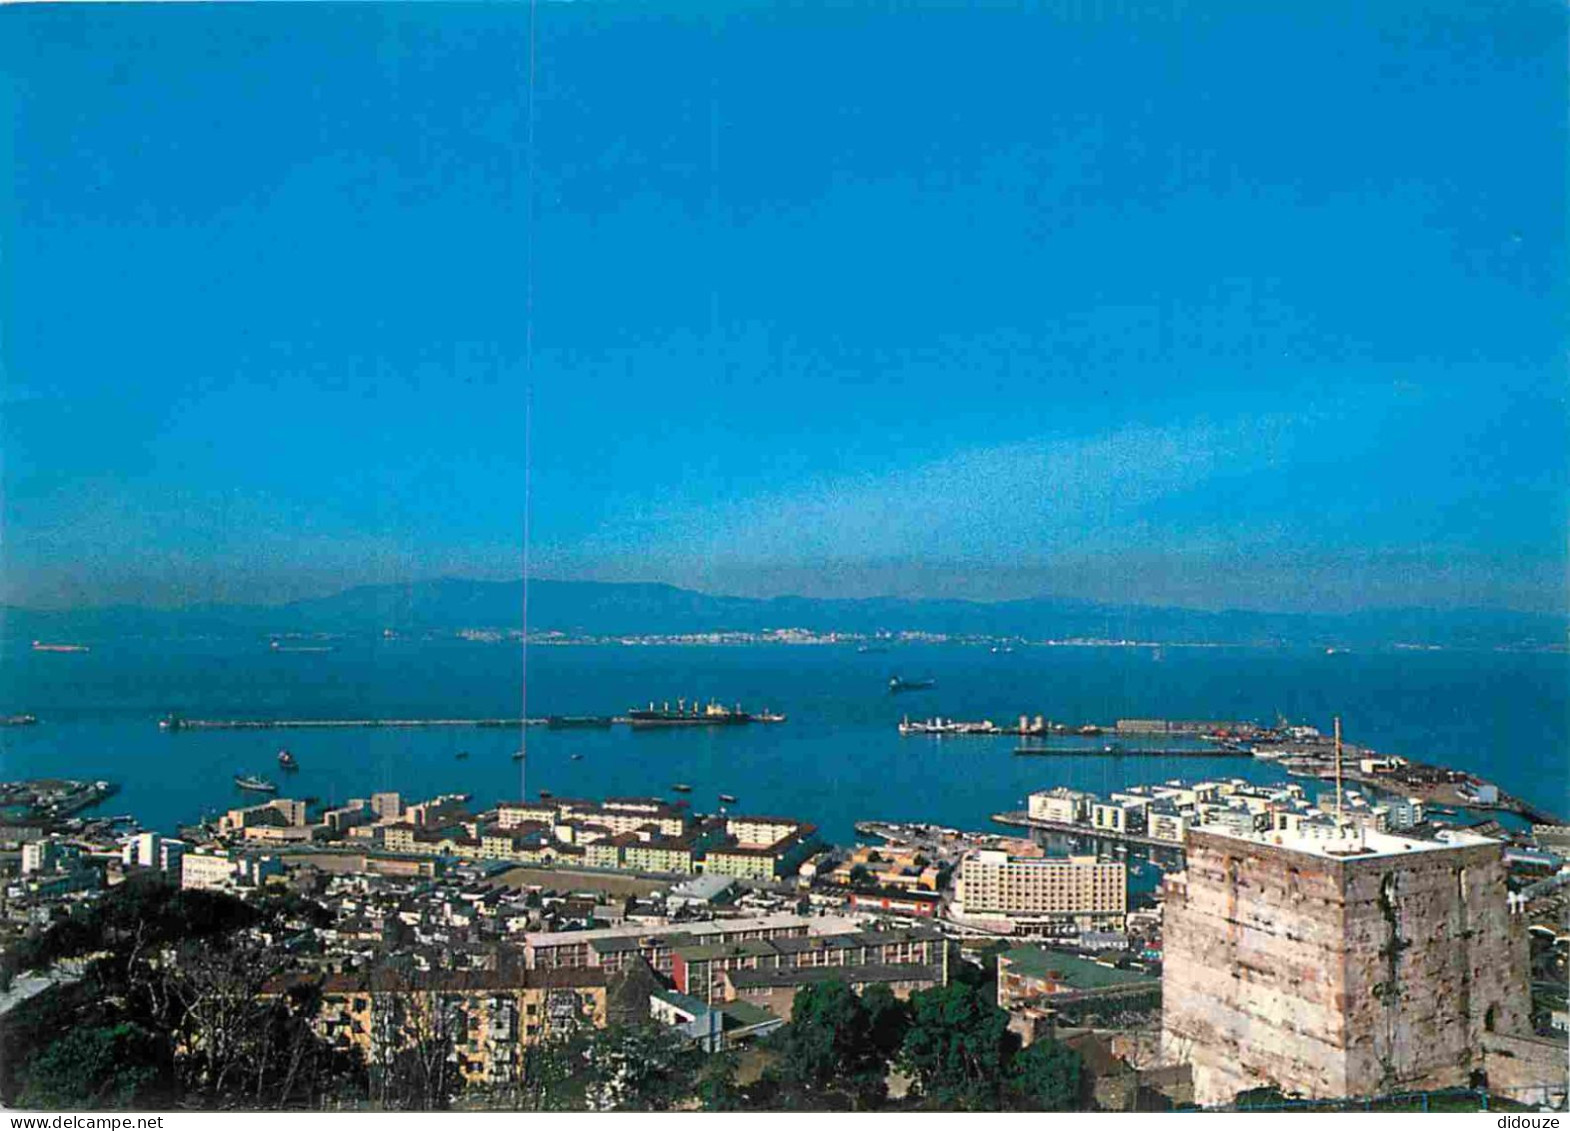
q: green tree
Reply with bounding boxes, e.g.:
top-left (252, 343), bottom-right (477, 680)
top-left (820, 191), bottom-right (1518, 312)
top-left (583, 1025), bottom-right (702, 1111)
top-left (860, 983), bottom-right (911, 1063)
top-left (18, 1023), bottom-right (169, 1109)
top-left (1234, 1084), bottom-right (1288, 1109)
top-left (777, 979), bottom-right (886, 1109)
top-left (696, 1048), bottom-right (743, 1111)
top-left (898, 981), bottom-right (1020, 1109)
top-left (1009, 1038), bottom-right (1084, 1111)
top-left (1, 882), bottom-right (363, 1112)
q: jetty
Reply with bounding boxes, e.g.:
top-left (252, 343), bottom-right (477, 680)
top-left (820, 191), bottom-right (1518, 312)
top-left (161, 716), bottom-right (547, 732)
top-left (1012, 745), bottom-right (1250, 758)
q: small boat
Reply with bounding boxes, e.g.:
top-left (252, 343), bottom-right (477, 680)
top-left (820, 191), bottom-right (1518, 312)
top-left (1, 714), bottom-right (38, 726)
top-left (512, 749), bottom-right (526, 761)
top-left (234, 773), bottom-right (278, 793)
top-left (754, 710), bottom-right (787, 724)
top-left (888, 677), bottom-right (935, 694)
top-left (456, 750), bottom-right (470, 760)
top-left (538, 789), bottom-right (553, 799)
top-left (158, 713), bottom-right (184, 732)
top-left (719, 793), bottom-right (738, 804)
top-left (277, 749), bottom-right (298, 770)
top-left (857, 645), bottom-right (889, 654)
top-left (570, 753), bottom-right (584, 761)
top-left (671, 783), bottom-right (693, 793)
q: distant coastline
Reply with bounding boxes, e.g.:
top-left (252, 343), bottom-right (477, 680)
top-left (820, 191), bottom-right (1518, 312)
top-left (4, 576), bottom-right (1566, 651)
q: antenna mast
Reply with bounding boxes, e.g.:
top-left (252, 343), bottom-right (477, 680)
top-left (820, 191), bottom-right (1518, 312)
top-left (1333, 715), bottom-right (1344, 828)
top-left (517, 0), bottom-right (538, 802)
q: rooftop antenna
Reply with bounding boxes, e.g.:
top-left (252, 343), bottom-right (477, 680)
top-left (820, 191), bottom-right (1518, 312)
top-left (517, 0), bottom-right (539, 804)
top-left (1333, 715), bottom-right (1344, 829)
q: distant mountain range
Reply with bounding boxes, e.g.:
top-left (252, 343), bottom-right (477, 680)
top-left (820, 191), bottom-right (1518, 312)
top-left (3, 578), bottom-right (1565, 649)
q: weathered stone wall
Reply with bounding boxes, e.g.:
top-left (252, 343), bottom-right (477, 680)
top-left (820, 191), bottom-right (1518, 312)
top-left (1481, 1032), bottom-right (1570, 1105)
top-left (1339, 840), bottom-right (1529, 1096)
top-left (1162, 832), bottom-right (1353, 1104)
top-left (1162, 831), bottom-right (1529, 1107)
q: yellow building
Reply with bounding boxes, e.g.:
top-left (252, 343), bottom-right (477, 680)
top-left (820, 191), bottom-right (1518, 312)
top-left (704, 846), bottom-right (779, 880)
top-left (726, 816), bottom-right (799, 846)
top-left (496, 801), bottom-right (559, 828)
top-left (271, 967), bottom-right (608, 1089)
top-left (622, 837), bottom-right (696, 875)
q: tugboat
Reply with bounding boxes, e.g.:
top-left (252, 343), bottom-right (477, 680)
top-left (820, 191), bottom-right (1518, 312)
top-left (888, 677), bottom-right (936, 694)
top-left (277, 749), bottom-right (298, 770)
top-left (234, 773), bottom-right (278, 794)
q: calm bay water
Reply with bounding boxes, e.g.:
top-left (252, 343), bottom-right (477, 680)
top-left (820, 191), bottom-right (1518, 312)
top-left (2, 638), bottom-right (1566, 842)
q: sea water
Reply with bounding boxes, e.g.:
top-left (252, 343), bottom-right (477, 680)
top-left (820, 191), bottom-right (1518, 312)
top-left (2, 636), bottom-right (1565, 842)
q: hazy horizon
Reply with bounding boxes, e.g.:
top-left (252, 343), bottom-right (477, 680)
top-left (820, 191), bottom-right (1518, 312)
top-left (6, 570), bottom-right (1567, 620)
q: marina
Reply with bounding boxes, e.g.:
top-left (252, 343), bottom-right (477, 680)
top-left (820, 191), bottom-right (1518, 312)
top-left (991, 809), bottom-right (1189, 853)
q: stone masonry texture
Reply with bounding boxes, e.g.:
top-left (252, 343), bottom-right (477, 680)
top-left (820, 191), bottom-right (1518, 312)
top-left (1161, 830), bottom-right (1530, 1107)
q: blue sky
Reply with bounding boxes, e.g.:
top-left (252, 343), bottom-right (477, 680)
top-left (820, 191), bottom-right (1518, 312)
top-left (2, 0), bottom-right (1565, 612)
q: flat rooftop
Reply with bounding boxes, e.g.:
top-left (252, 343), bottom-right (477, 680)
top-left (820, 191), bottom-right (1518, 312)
top-left (1193, 823), bottom-right (1495, 861)
top-left (727, 963), bottom-right (942, 990)
top-left (525, 912), bottom-right (863, 949)
top-left (999, 946), bottom-right (1155, 990)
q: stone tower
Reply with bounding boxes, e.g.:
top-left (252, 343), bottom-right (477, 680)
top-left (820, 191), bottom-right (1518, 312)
top-left (1162, 825), bottom-right (1530, 1106)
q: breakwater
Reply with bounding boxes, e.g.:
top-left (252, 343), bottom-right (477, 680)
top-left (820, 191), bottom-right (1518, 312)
top-left (161, 717), bottom-right (548, 731)
top-left (1012, 745), bottom-right (1252, 757)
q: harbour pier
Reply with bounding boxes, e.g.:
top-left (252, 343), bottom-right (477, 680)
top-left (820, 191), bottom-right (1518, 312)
top-left (1012, 745), bottom-right (1251, 757)
top-left (161, 716), bottom-right (548, 732)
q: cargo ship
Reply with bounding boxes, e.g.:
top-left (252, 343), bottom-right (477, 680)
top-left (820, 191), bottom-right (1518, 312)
top-left (627, 699), bottom-right (752, 727)
top-left (234, 773), bottom-right (278, 793)
top-left (546, 715), bottom-right (614, 730)
top-left (31, 641), bottom-right (89, 653)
